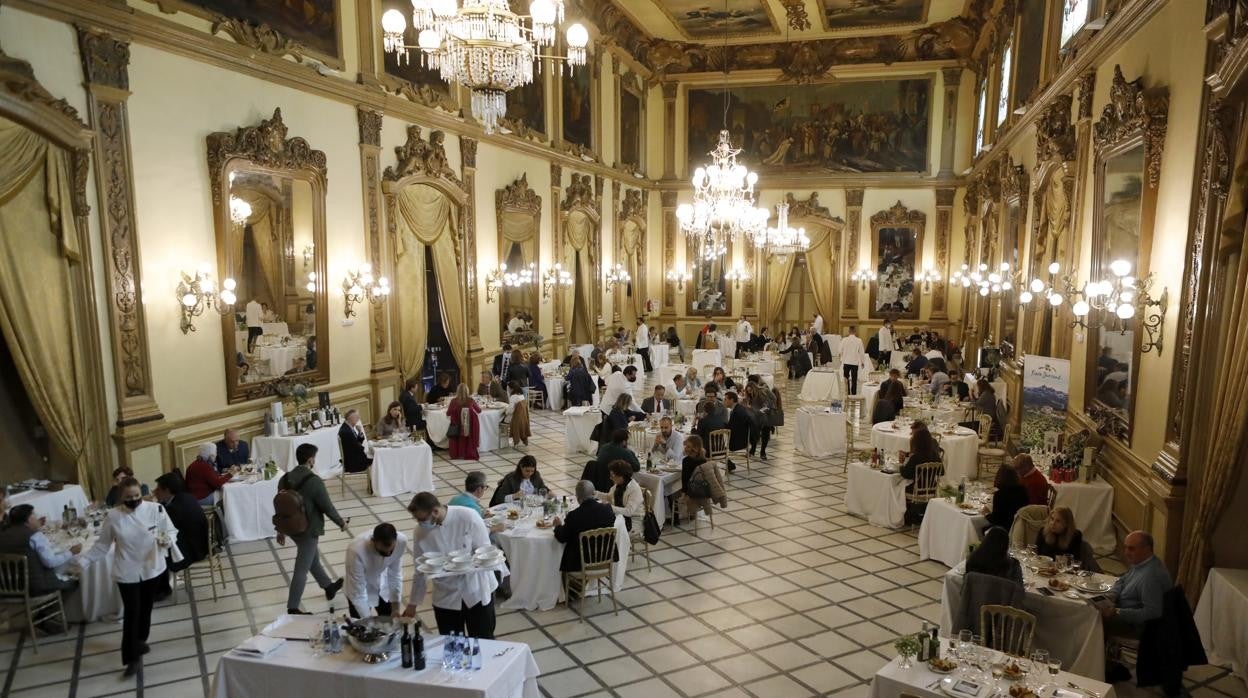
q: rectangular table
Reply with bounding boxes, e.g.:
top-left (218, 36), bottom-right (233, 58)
top-left (10, 485), bottom-right (91, 524)
top-left (871, 655), bottom-right (1114, 698)
top-left (1195, 567), bottom-right (1248, 678)
top-left (1051, 480), bottom-right (1116, 554)
top-left (370, 441), bottom-right (435, 498)
top-left (223, 476), bottom-right (280, 542)
top-left (563, 406), bottom-right (600, 456)
top-left (212, 631), bottom-right (540, 698)
top-left (918, 497), bottom-right (989, 568)
top-left (253, 427), bottom-right (342, 479)
top-left (793, 408), bottom-right (847, 457)
top-left (845, 462), bottom-right (906, 529)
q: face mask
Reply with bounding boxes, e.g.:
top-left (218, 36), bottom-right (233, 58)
top-left (123, 499), bottom-right (141, 510)
top-left (418, 520), bottom-right (436, 530)
top-left (377, 547), bottom-right (394, 557)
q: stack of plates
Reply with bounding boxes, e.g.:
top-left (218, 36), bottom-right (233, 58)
top-left (474, 545), bottom-right (504, 567)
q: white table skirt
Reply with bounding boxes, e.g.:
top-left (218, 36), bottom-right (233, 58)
top-left (370, 442), bottom-right (435, 498)
top-left (257, 345), bottom-right (304, 376)
top-left (691, 349), bottom-right (721, 379)
top-left (871, 422), bottom-right (979, 483)
top-left (1195, 567), bottom-right (1248, 678)
top-left (254, 427), bottom-right (342, 479)
top-left (793, 409), bottom-right (847, 457)
top-left (918, 498), bottom-right (988, 568)
top-left (861, 381), bottom-right (881, 413)
top-left (870, 655), bottom-right (1114, 698)
top-left (716, 335), bottom-right (736, 363)
top-left (56, 533), bottom-right (120, 623)
top-left (940, 562), bottom-right (1109, 680)
top-left (563, 407), bottom-right (600, 456)
top-left (212, 632), bottom-right (540, 698)
top-left (1051, 480), bottom-right (1116, 554)
top-left (674, 398), bottom-right (699, 418)
top-left (798, 370), bottom-right (843, 402)
top-left (651, 344), bottom-right (669, 369)
top-left (223, 476), bottom-right (280, 543)
top-left (543, 375), bottom-right (564, 410)
top-left (496, 514), bottom-right (629, 612)
top-left (634, 469), bottom-right (682, 524)
top-left (822, 334), bottom-right (842, 357)
top-left (890, 351), bottom-right (908, 370)
top-left (657, 363), bottom-right (690, 387)
top-left (425, 407), bottom-right (504, 453)
top-left (10, 485), bottom-right (90, 524)
top-left (845, 463), bottom-right (906, 529)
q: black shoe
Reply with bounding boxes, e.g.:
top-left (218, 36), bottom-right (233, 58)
top-left (141, 643), bottom-right (150, 656)
top-left (123, 661), bottom-right (141, 678)
top-left (726, 460), bottom-right (737, 472)
top-left (325, 578), bottom-right (343, 601)
top-left (287, 608), bottom-right (311, 615)
top-left (748, 449), bottom-right (756, 457)
top-left (760, 451), bottom-right (768, 460)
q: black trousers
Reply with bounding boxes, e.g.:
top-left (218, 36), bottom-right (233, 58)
top-left (118, 575), bottom-right (162, 665)
top-left (432, 600), bottom-right (496, 639)
top-left (843, 363), bottom-right (859, 396)
top-left (637, 347), bottom-right (652, 372)
top-left (749, 426), bottom-right (772, 455)
top-left (246, 326), bottom-right (263, 353)
top-left (347, 597), bottom-right (393, 619)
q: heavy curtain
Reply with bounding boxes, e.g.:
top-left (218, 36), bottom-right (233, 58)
top-left (564, 210), bottom-right (595, 344)
top-left (0, 117), bottom-right (91, 489)
top-left (499, 210), bottom-right (538, 316)
top-left (244, 194), bottom-right (284, 307)
top-left (805, 224), bottom-right (837, 322)
top-left (393, 184), bottom-right (467, 381)
top-left (765, 253), bottom-right (796, 329)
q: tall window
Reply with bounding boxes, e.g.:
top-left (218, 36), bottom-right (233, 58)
top-left (997, 35), bottom-right (1013, 126)
top-left (975, 83), bottom-right (987, 153)
top-left (1061, 0), bottom-right (1091, 46)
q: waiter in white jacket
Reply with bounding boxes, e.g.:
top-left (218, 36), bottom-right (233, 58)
top-left (344, 523), bottom-right (406, 618)
top-left (635, 318), bottom-right (652, 372)
top-left (402, 492), bottom-right (500, 638)
top-left (839, 326), bottom-right (867, 396)
top-left (735, 316), bottom-right (753, 357)
top-left (878, 319), bottom-right (896, 368)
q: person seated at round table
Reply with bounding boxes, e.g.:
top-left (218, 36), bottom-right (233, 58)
top-left (684, 367), bottom-right (702, 390)
top-left (899, 426), bottom-right (944, 482)
top-left (965, 525), bottom-right (1023, 586)
top-left (505, 349), bottom-right (529, 389)
top-left (527, 353), bottom-right (549, 408)
top-left (946, 372), bottom-right (971, 401)
top-left (152, 470), bottom-right (208, 600)
top-left (710, 367), bottom-right (736, 393)
top-left (104, 465), bottom-right (149, 507)
top-left (376, 400), bottom-right (405, 439)
top-left (596, 428), bottom-right (641, 473)
top-left (489, 455), bottom-right (546, 506)
top-left (1035, 506), bottom-right (1100, 572)
top-left (779, 334), bottom-right (811, 378)
top-left (871, 381), bottom-right (905, 424)
top-left (476, 370), bottom-right (506, 401)
top-left (983, 464), bottom-right (1030, 530)
top-left (597, 460), bottom-right (643, 531)
top-left (604, 393), bottom-right (641, 434)
top-left (448, 471), bottom-right (490, 519)
top-left (186, 443), bottom-right (233, 506)
top-left (426, 371), bottom-right (454, 404)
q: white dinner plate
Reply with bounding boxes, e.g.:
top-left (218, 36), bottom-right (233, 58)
top-left (417, 563), bottom-right (442, 574)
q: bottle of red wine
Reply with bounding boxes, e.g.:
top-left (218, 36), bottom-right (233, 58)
top-left (400, 622), bottom-right (413, 668)
top-left (412, 621), bottom-right (426, 671)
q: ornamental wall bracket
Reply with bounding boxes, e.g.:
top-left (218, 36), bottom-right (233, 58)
top-left (496, 115), bottom-right (546, 144)
top-left (560, 141), bottom-right (601, 163)
top-left (382, 124), bottom-right (461, 185)
top-left (210, 15), bottom-right (308, 64)
top-left (1093, 66), bottom-right (1169, 187)
top-left (206, 107), bottom-right (327, 207)
top-left (871, 200), bottom-right (926, 228)
top-left (620, 187), bottom-right (645, 221)
top-left (1035, 94), bottom-right (1076, 164)
top-left (498, 173), bottom-right (542, 213)
top-left (779, 0), bottom-right (811, 31)
top-left (561, 172), bottom-right (596, 210)
top-left (381, 75), bottom-right (460, 114)
top-left (783, 191), bottom-right (839, 223)
top-left (0, 47), bottom-right (87, 126)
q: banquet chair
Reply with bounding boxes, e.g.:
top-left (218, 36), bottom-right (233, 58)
top-left (707, 429), bottom-right (731, 481)
top-left (845, 396), bottom-right (865, 428)
top-left (336, 437), bottom-right (373, 497)
top-left (0, 554), bottom-right (67, 652)
top-left (527, 389), bottom-right (545, 411)
top-left (979, 604), bottom-right (1036, 657)
top-left (177, 507), bottom-right (227, 604)
top-left (904, 462), bottom-right (943, 523)
top-left (1046, 483), bottom-right (1058, 509)
top-left (562, 527), bottom-right (619, 621)
top-left (976, 414), bottom-right (1007, 481)
top-left (629, 489), bottom-right (654, 572)
top-left (1008, 505), bottom-right (1050, 548)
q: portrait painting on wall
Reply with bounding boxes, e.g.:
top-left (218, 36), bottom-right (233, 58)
top-left (873, 226), bottom-right (918, 317)
top-left (562, 59), bottom-right (593, 148)
top-left (505, 75), bottom-right (546, 136)
top-left (819, 0), bottom-right (928, 30)
top-left (619, 88), bottom-right (642, 170)
top-left (657, 0), bottom-right (776, 39)
top-left (686, 78), bottom-right (930, 174)
top-left (179, 0), bottom-right (340, 61)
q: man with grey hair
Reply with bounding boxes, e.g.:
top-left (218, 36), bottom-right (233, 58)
top-left (1100, 530), bottom-right (1172, 638)
top-left (552, 480), bottom-right (616, 577)
top-left (338, 408), bottom-right (372, 474)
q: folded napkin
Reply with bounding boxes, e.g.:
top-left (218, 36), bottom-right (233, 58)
top-left (235, 635), bottom-right (286, 658)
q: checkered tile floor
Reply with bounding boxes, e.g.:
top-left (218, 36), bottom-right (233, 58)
top-left (1, 374), bottom-right (1243, 698)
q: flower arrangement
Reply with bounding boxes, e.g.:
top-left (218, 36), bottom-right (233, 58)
top-left (894, 633), bottom-right (922, 669)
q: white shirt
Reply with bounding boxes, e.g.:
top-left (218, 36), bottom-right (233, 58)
top-left (507, 317), bottom-right (526, 333)
top-left (30, 530), bottom-right (74, 570)
top-left (636, 324), bottom-right (650, 349)
top-left (840, 335), bottom-right (866, 367)
top-left (879, 326), bottom-right (895, 353)
top-left (245, 300), bottom-right (262, 328)
top-left (81, 501), bottom-right (180, 583)
top-left (812, 315), bottom-right (824, 334)
top-left (408, 506), bottom-right (499, 610)
top-left (735, 320), bottom-right (752, 342)
top-left (650, 429), bottom-right (685, 463)
top-left (925, 349), bottom-right (944, 360)
top-left (601, 371), bottom-right (641, 414)
top-left (600, 479), bottom-right (644, 527)
top-left (344, 531), bottom-right (407, 615)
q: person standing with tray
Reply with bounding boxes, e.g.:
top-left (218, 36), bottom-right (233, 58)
top-left (402, 492), bottom-right (499, 639)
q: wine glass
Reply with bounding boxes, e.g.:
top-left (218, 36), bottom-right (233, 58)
top-left (1047, 657), bottom-right (1062, 689)
top-left (991, 660), bottom-right (1006, 696)
top-left (1030, 650), bottom-right (1049, 690)
top-left (1071, 558), bottom-right (1084, 577)
top-left (1016, 656), bottom-right (1033, 689)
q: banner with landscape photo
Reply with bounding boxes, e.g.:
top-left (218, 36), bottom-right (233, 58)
top-left (1021, 355), bottom-right (1070, 451)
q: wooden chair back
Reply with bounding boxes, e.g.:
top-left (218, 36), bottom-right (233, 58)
top-left (707, 429), bottom-right (730, 462)
top-left (642, 487), bottom-right (654, 514)
top-left (0, 554), bottom-right (29, 598)
top-left (908, 462), bottom-right (943, 502)
top-left (577, 527), bottom-right (617, 577)
top-left (979, 604), bottom-right (1036, 657)
top-left (977, 414), bottom-right (993, 445)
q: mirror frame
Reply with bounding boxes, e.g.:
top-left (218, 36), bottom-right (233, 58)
top-left (207, 108), bottom-right (330, 404)
top-left (496, 174), bottom-right (542, 341)
top-left (869, 201), bottom-right (926, 320)
top-left (999, 159), bottom-right (1028, 359)
top-left (686, 234), bottom-right (733, 317)
top-left (1085, 66), bottom-right (1169, 442)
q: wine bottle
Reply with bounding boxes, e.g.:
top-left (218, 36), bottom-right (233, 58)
top-left (400, 623), bottom-right (413, 668)
top-left (413, 621), bottom-right (426, 670)
top-left (918, 622), bottom-right (931, 661)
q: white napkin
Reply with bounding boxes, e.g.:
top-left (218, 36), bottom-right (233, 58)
top-left (235, 634), bottom-right (286, 657)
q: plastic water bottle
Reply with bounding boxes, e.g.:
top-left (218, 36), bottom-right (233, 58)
top-left (470, 637), bottom-right (482, 671)
top-left (320, 619), bottom-right (332, 652)
top-left (458, 634), bottom-right (471, 671)
top-left (443, 632), bottom-right (459, 672)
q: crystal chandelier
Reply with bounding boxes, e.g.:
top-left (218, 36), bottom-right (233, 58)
top-left (951, 262), bottom-right (1017, 298)
top-left (380, 0), bottom-right (588, 134)
top-left (229, 195), bottom-right (252, 225)
top-left (761, 203), bottom-right (810, 261)
top-left (676, 130), bottom-right (769, 256)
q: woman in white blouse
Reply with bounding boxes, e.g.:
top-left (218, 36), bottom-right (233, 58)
top-left (599, 460), bottom-right (644, 531)
top-left (81, 477), bottom-right (180, 678)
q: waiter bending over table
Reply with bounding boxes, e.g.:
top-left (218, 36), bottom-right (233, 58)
top-left (402, 492), bottom-right (499, 638)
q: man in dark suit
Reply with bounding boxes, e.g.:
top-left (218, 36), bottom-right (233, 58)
top-left (639, 385), bottom-right (673, 416)
top-left (399, 377), bottom-right (425, 431)
top-left (694, 398), bottom-right (727, 450)
top-left (552, 481), bottom-right (617, 578)
top-left (724, 391), bottom-right (752, 472)
top-left (880, 368), bottom-right (906, 412)
top-left (491, 343), bottom-right (514, 378)
top-left (153, 470), bottom-right (209, 600)
top-left (215, 428), bottom-right (250, 473)
top-left (339, 409), bottom-right (372, 474)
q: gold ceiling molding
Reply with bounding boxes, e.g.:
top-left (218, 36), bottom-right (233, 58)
top-left (1093, 66), bottom-right (1169, 187)
top-left (382, 124), bottom-right (460, 186)
top-left (210, 16), bottom-right (310, 64)
top-left (780, 0), bottom-right (812, 32)
top-left (206, 107), bottom-right (327, 207)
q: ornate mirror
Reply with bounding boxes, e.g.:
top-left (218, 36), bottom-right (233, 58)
top-left (559, 173), bottom-right (600, 344)
top-left (1001, 161), bottom-right (1028, 355)
top-left (208, 109), bottom-right (329, 403)
top-left (687, 235), bottom-right (731, 316)
top-left (1087, 67), bottom-right (1168, 440)
top-left (617, 188), bottom-right (647, 324)
top-left (870, 201), bottom-right (925, 320)
top-left (496, 174), bottom-right (541, 343)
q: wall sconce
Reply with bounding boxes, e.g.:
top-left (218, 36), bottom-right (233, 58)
top-left (485, 262), bottom-right (535, 303)
top-left (1023, 259), bottom-right (1168, 354)
top-left (665, 266), bottom-right (692, 292)
top-left (302, 244), bottom-right (314, 270)
top-left (341, 263), bottom-right (390, 318)
top-left (915, 266), bottom-right (941, 294)
top-left (851, 266), bottom-right (877, 290)
top-left (604, 263), bottom-right (631, 291)
top-left (177, 263), bottom-right (235, 334)
top-left (724, 265), bottom-right (751, 289)
top-left (541, 263), bottom-right (572, 299)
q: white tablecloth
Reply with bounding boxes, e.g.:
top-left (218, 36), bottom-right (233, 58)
top-left (257, 345), bottom-right (305, 376)
top-left (691, 349), bottom-right (721, 378)
top-left (607, 353), bottom-right (644, 373)
top-left (890, 351), bottom-right (908, 370)
top-left (716, 335), bottom-right (736, 363)
top-left (870, 655), bottom-right (1114, 698)
top-left (10, 485), bottom-right (91, 523)
top-left (861, 381), bottom-right (881, 413)
top-left (223, 476), bottom-right (280, 542)
top-left (657, 363), bottom-right (690, 388)
top-left (425, 407), bottom-right (504, 453)
top-left (871, 422), bottom-right (979, 483)
top-left (822, 334), bottom-right (842, 356)
top-left (563, 406), bottom-right (600, 456)
top-left (495, 512), bottom-right (629, 612)
top-left (1051, 479), bottom-right (1116, 554)
top-left (918, 498), bottom-right (988, 568)
top-left (845, 463), bottom-right (906, 529)
top-left (254, 427), bottom-right (342, 479)
top-left (51, 531), bottom-right (120, 623)
top-left (798, 369), bottom-right (843, 402)
top-left (1195, 567), bottom-right (1248, 678)
top-left (539, 360), bottom-right (562, 373)
top-left (212, 630), bottom-right (540, 698)
top-left (370, 441), bottom-right (434, 498)
top-left (793, 408), bottom-right (847, 457)
top-left (674, 398), bottom-right (699, 418)
top-left (940, 562), bottom-right (1110, 680)
top-left (634, 469), bottom-right (682, 524)
top-left (651, 344), bottom-right (669, 369)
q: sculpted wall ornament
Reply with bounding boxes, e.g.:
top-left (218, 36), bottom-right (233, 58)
top-left (207, 108), bottom-right (327, 206)
top-left (77, 29), bottom-right (129, 90)
top-left (357, 107), bottom-right (382, 147)
top-left (382, 125), bottom-right (459, 185)
top-left (382, 76), bottom-right (461, 113)
top-left (211, 16), bottom-right (309, 64)
top-left (1035, 95), bottom-right (1076, 164)
top-left (499, 174), bottom-right (542, 213)
top-left (0, 48), bottom-right (85, 128)
top-left (1077, 71), bottom-right (1096, 120)
top-left (562, 173), bottom-right (596, 210)
top-left (1093, 66), bottom-right (1170, 187)
top-left (784, 191), bottom-right (838, 223)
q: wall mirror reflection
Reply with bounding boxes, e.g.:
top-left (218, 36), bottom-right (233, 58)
top-left (688, 237), bottom-right (730, 315)
top-left (496, 174), bottom-right (541, 344)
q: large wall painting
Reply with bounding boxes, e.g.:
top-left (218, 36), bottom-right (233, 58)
top-left (505, 75), bottom-right (546, 137)
top-left (819, 0), bottom-right (929, 31)
top-left (562, 59), bottom-right (593, 148)
top-left (179, 0), bottom-right (340, 60)
top-left (686, 78), bottom-right (931, 174)
top-left (654, 0), bottom-right (777, 39)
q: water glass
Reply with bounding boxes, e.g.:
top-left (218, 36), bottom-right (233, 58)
top-left (308, 631), bottom-right (323, 658)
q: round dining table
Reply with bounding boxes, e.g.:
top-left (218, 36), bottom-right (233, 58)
top-left (870, 421), bottom-right (979, 482)
top-left (424, 403), bottom-right (505, 453)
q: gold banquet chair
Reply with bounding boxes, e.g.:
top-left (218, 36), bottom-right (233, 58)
top-left (0, 554), bottom-right (67, 652)
top-left (630, 489), bottom-right (654, 572)
top-left (175, 506), bottom-right (228, 604)
top-left (562, 527), bottom-right (619, 622)
top-left (706, 428), bottom-right (732, 481)
top-left (976, 414), bottom-right (1007, 481)
top-left (905, 461), bottom-right (944, 520)
top-left (979, 604), bottom-right (1037, 658)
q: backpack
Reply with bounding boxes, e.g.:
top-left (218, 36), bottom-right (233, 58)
top-left (272, 473), bottom-right (314, 537)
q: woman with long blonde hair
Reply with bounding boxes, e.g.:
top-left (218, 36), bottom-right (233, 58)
top-left (447, 383), bottom-right (481, 460)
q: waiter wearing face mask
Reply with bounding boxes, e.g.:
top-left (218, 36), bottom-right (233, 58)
top-left (401, 492), bottom-right (503, 638)
top-left (343, 523), bottom-right (407, 618)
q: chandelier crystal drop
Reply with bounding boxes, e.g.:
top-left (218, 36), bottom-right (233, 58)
top-left (676, 130), bottom-right (769, 256)
top-left (762, 203), bottom-right (810, 261)
top-left (380, 0), bottom-right (587, 134)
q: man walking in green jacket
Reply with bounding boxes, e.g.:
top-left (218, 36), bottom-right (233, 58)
top-left (278, 443), bottom-right (347, 614)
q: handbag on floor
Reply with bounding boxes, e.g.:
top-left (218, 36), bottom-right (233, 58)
top-left (642, 510), bottom-right (661, 545)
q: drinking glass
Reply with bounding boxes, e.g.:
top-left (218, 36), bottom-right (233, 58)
top-left (308, 631), bottom-right (323, 658)
top-left (1071, 559), bottom-right (1084, 576)
top-left (970, 636), bottom-right (984, 679)
top-left (1031, 650), bottom-right (1049, 690)
top-left (1047, 658), bottom-right (1061, 681)
top-left (991, 661), bottom-right (1006, 695)
top-left (1016, 656), bottom-right (1033, 689)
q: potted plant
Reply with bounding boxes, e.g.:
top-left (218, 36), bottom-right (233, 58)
top-left (894, 633), bottom-right (922, 669)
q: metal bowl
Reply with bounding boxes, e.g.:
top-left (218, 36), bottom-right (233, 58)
top-left (344, 616), bottom-right (399, 662)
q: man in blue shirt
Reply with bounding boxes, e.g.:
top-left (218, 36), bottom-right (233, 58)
top-left (1101, 530), bottom-right (1171, 638)
top-left (447, 472), bottom-right (489, 517)
top-left (0, 505), bottom-right (79, 596)
top-left (215, 429), bottom-right (250, 472)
